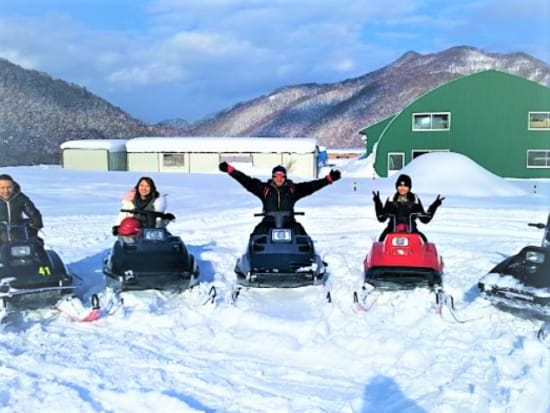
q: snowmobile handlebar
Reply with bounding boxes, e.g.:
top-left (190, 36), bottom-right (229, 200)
top-left (120, 209), bottom-right (175, 221)
top-left (120, 209), bottom-right (175, 229)
top-left (387, 212), bottom-right (431, 232)
top-left (528, 222), bottom-right (546, 229)
top-left (253, 211), bottom-right (305, 229)
top-left (253, 211), bottom-right (305, 217)
top-left (0, 220), bottom-right (32, 242)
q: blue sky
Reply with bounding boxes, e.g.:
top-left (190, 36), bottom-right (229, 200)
top-left (0, 0), bottom-right (548, 123)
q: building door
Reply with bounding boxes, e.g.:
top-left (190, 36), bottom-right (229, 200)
top-left (387, 152), bottom-right (404, 176)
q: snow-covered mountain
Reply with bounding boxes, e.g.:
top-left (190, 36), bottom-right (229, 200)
top-left (188, 46), bottom-right (550, 148)
top-left (2, 46), bottom-right (550, 166)
top-left (0, 153), bottom-right (549, 412)
top-left (0, 58), bottom-right (180, 166)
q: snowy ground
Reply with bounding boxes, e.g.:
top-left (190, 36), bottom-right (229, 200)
top-left (0, 152), bottom-right (549, 413)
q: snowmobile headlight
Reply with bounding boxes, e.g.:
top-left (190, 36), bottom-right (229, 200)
top-left (10, 245), bottom-right (31, 257)
top-left (271, 229), bottom-right (292, 242)
top-left (143, 229), bottom-right (165, 241)
top-left (392, 237), bottom-right (409, 247)
top-left (525, 251), bottom-right (544, 264)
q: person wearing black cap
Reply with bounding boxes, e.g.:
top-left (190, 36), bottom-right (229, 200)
top-left (372, 173), bottom-right (444, 242)
top-left (218, 162), bottom-right (341, 235)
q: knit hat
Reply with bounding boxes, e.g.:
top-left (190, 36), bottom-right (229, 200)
top-left (272, 165), bottom-right (287, 176)
top-left (395, 174), bottom-right (412, 189)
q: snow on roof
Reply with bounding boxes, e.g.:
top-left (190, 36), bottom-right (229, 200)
top-left (60, 139), bottom-right (128, 152)
top-left (326, 148), bottom-right (365, 153)
top-left (125, 137), bottom-right (319, 153)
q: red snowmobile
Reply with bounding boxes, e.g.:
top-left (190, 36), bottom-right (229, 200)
top-left (364, 213), bottom-right (444, 290)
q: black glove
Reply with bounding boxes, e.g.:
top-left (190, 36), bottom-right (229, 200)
top-left (428, 194), bottom-right (445, 214)
top-left (162, 213), bottom-right (176, 221)
top-left (219, 161), bottom-right (228, 172)
top-left (29, 216), bottom-right (43, 229)
top-left (328, 169), bottom-right (341, 182)
top-left (219, 161), bottom-right (235, 173)
top-left (219, 161), bottom-right (237, 174)
top-left (112, 225), bottom-right (119, 236)
top-left (372, 190), bottom-right (384, 216)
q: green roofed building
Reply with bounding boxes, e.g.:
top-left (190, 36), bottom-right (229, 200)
top-left (359, 70), bottom-right (550, 178)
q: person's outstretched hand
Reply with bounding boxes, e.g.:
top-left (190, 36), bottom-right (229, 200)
top-left (372, 190), bottom-right (384, 214)
top-left (219, 161), bottom-right (229, 172)
top-left (218, 161), bottom-right (234, 174)
top-left (162, 212), bottom-right (176, 221)
top-left (328, 169), bottom-right (341, 183)
top-left (428, 194), bottom-right (445, 214)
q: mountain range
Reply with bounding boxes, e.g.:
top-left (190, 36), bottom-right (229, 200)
top-left (1, 46), bottom-right (549, 166)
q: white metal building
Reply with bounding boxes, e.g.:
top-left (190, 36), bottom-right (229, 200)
top-left (125, 137), bottom-right (321, 178)
top-left (60, 139), bottom-right (128, 171)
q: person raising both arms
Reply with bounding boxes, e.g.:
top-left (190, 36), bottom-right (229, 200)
top-left (218, 162), bottom-right (341, 235)
top-left (372, 173), bottom-right (444, 242)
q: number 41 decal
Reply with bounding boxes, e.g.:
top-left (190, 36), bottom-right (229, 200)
top-left (38, 266), bottom-right (52, 276)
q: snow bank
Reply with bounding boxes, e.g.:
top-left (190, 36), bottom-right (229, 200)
top-left (400, 152), bottom-right (527, 197)
top-left (340, 152), bottom-right (527, 197)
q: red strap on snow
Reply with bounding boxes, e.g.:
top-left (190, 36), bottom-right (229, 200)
top-left (80, 308), bottom-right (101, 322)
top-left (326, 174), bottom-right (333, 184)
top-left (227, 164), bottom-right (235, 174)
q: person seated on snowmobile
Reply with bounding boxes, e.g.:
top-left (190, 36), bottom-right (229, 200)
top-left (112, 176), bottom-right (169, 235)
top-left (218, 162), bottom-right (341, 236)
top-left (0, 174), bottom-right (43, 242)
top-left (372, 174), bottom-right (444, 242)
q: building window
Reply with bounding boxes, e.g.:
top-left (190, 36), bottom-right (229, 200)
top-left (412, 113), bottom-right (450, 131)
top-left (163, 153), bottom-right (185, 167)
top-left (220, 154), bottom-right (253, 163)
top-left (527, 150), bottom-right (550, 168)
top-left (388, 152), bottom-right (404, 171)
top-left (529, 112), bottom-right (550, 130)
top-left (412, 149), bottom-right (450, 159)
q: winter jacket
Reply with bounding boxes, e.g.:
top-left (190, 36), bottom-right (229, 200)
top-left (116, 189), bottom-right (167, 226)
top-left (0, 182), bottom-right (43, 228)
top-left (375, 191), bottom-right (432, 234)
top-left (228, 169), bottom-right (332, 226)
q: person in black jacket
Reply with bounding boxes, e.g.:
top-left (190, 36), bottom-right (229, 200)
top-left (219, 162), bottom-right (341, 235)
top-left (0, 174), bottom-right (43, 240)
top-left (372, 173), bottom-right (444, 242)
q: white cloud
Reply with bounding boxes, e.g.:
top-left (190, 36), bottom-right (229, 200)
top-left (161, 31), bottom-right (251, 58)
top-left (107, 61), bottom-right (187, 85)
top-left (329, 58), bottom-right (356, 73)
top-left (0, 0), bottom-right (548, 122)
top-left (0, 48), bottom-right (39, 70)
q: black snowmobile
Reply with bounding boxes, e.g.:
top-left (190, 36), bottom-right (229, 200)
top-left (102, 209), bottom-right (200, 292)
top-left (478, 213), bottom-right (550, 318)
top-left (234, 211), bottom-right (327, 288)
top-left (0, 221), bottom-right (75, 313)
